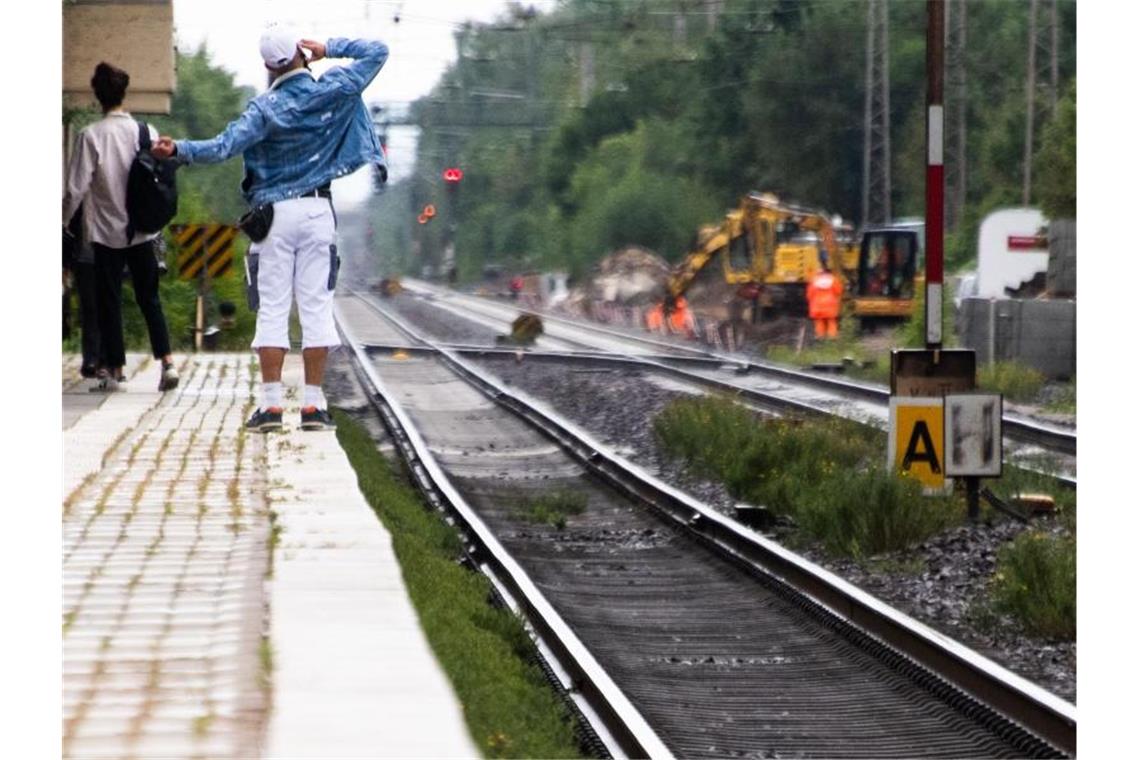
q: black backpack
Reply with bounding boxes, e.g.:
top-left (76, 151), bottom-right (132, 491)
top-left (125, 121), bottom-right (178, 243)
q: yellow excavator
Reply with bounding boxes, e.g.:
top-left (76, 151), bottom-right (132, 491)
top-left (652, 193), bottom-right (845, 328)
top-left (850, 225), bottom-right (924, 325)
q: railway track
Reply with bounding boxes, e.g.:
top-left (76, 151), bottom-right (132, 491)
top-left (335, 291), bottom-right (1076, 758)
top-left (379, 280), bottom-right (1076, 485)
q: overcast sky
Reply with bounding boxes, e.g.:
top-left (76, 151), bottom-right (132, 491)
top-left (174, 1), bottom-right (558, 101)
top-left (172, 1), bottom-right (560, 203)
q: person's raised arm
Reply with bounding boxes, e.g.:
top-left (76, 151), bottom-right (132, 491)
top-left (167, 101), bottom-right (270, 165)
top-left (306, 37), bottom-right (388, 96)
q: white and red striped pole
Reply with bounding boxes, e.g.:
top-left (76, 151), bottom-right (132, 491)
top-left (925, 0), bottom-right (945, 348)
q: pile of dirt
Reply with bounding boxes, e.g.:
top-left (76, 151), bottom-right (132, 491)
top-left (573, 246), bottom-right (671, 306)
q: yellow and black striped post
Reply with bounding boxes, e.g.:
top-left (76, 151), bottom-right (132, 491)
top-left (170, 223), bottom-right (239, 351)
top-left (171, 223), bottom-right (238, 281)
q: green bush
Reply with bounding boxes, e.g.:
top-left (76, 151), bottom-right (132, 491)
top-left (653, 396), bottom-right (958, 558)
top-left (977, 361), bottom-right (1045, 403)
top-left (990, 531), bottom-right (1076, 640)
top-left (796, 468), bottom-right (959, 559)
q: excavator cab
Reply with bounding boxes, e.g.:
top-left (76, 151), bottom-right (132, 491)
top-left (853, 228), bottom-right (921, 324)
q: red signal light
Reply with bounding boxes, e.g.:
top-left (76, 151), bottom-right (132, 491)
top-left (442, 167), bottom-right (464, 183)
top-left (423, 204), bottom-right (437, 218)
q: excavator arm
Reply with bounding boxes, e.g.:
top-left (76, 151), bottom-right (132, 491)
top-left (665, 214), bottom-right (741, 301)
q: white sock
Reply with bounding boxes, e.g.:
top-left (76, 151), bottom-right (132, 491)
top-left (261, 382), bottom-right (283, 410)
top-left (304, 385), bottom-right (325, 410)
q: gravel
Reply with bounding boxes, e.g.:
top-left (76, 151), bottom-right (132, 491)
top-left (383, 292), bottom-right (502, 345)
top-left (473, 356), bottom-right (1076, 704)
top-left (340, 293), bottom-right (1076, 703)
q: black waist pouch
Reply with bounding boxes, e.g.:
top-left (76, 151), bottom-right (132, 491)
top-left (238, 204), bottom-right (274, 242)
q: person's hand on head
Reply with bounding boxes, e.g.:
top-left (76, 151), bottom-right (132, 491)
top-left (300, 39), bottom-right (326, 62)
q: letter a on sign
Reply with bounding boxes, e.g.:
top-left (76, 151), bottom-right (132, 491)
top-left (888, 397), bottom-right (946, 492)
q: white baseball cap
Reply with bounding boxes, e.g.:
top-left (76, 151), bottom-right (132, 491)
top-left (259, 24), bottom-right (301, 69)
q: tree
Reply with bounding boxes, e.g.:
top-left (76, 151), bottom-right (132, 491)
top-left (1034, 82), bottom-right (1076, 219)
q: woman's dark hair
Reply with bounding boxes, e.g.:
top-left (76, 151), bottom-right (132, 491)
top-left (91, 62), bottom-right (130, 110)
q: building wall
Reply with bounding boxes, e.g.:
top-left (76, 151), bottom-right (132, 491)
top-left (956, 298), bottom-right (1076, 380)
top-left (63, 1), bottom-right (175, 115)
top-left (1047, 219), bottom-right (1077, 298)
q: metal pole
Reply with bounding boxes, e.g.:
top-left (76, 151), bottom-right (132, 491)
top-left (862, 0), bottom-right (874, 226)
top-left (1022, 0), bottom-right (1039, 205)
top-left (1050, 0), bottom-right (1059, 115)
top-left (925, 0), bottom-right (945, 349)
top-left (966, 476), bottom-right (980, 521)
top-left (880, 1), bottom-right (891, 222)
top-left (195, 280), bottom-right (205, 352)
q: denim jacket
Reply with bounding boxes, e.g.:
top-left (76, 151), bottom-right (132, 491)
top-left (174, 38), bottom-right (388, 207)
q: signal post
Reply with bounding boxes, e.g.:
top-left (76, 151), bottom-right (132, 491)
top-left (888, 1), bottom-right (998, 517)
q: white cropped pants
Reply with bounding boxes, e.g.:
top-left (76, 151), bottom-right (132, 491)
top-left (248, 196), bottom-right (340, 350)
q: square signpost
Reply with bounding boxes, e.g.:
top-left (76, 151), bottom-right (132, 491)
top-left (887, 1), bottom-right (1000, 520)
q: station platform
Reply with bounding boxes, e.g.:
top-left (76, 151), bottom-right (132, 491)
top-left (62, 353), bottom-right (477, 759)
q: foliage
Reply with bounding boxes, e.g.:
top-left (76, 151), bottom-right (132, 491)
top-left (382, 0), bottom-right (1075, 282)
top-left (977, 360), bottom-right (1045, 403)
top-left (989, 530), bottom-right (1076, 640)
top-left (1034, 82), bottom-right (1077, 219)
top-left (653, 395), bottom-right (959, 558)
top-left (334, 411), bottom-right (585, 758)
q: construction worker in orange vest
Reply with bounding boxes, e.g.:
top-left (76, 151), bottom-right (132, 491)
top-left (805, 257), bottom-right (844, 339)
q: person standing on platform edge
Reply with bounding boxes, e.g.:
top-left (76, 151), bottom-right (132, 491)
top-left (152, 25), bottom-right (389, 433)
top-left (805, 257), bottom-right (844, 340)
top-left (63, 62), bottom-right (180, 392)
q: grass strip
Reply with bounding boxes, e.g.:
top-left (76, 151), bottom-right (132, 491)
top-left (333, 409), bottom-right (586, 759)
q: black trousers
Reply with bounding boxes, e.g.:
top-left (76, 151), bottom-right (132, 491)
top-left (93, 241), bottom-right (172, 368)
top-left (74, 260), bottom-right (101, 369)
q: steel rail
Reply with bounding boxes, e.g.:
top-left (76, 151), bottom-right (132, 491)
top-left (350, 292), bottom-right (1077, 757)
top-left (402, 279), bottom-right (1077, 457)
top-left (336, 306), bottom-right (674, 760)
top-left (356, 338), bottom-right (1076, 488)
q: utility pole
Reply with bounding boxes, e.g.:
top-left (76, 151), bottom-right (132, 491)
top-left (1021, 0), bottom-right (1060, 205)
top-left (705, 0), bottom-right (724, 32)
top-left (674, 1), bottom-right (687, 46)
top-left (944, 0), bottom-right (967, 232)
top-left (578, 41), bottom-right (595, 105)
top-left (862, 0), bottom-right (892, 226)
top-left (925, 0), bottom-right (945, 350)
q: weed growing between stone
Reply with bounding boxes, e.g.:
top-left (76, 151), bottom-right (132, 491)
top-left (653, 395), bottom-right (960, 558)
top-left (510, 490), bottom-right (587, 530)
top-left (333, 410), bottom-right (586, 759)
top-left (988, 531), bottom-right (1075, 640)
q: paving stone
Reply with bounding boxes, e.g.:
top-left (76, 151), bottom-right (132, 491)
top-left (64, 356), bottom-right (268, 760)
